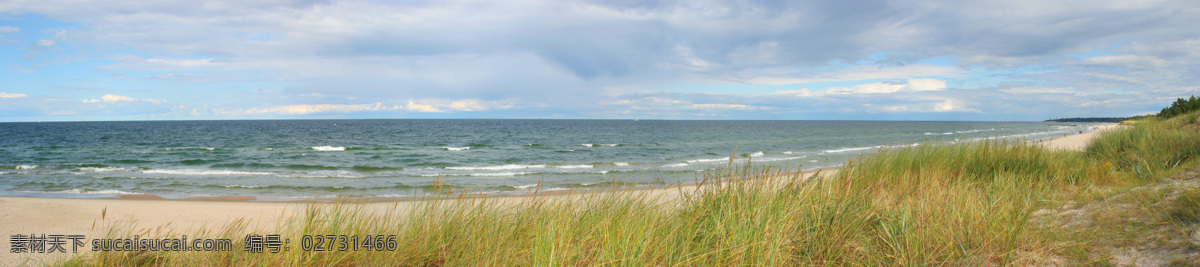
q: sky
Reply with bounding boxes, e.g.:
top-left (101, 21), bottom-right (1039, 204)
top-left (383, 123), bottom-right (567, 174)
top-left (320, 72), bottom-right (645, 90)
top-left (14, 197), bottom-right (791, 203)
top-left (1, 0), bottom-right (1198, 122)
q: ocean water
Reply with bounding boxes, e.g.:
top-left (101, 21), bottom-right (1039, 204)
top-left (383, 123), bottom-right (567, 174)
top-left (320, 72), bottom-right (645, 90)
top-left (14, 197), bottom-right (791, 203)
top-left (0, 120), bottom-right (1100, 199)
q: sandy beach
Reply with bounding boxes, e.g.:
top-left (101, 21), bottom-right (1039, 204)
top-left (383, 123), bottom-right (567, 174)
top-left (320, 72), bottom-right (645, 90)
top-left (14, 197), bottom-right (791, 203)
top-left (1039, 123), bottom-right (1124, 151)
top-left (0, 123), bottom-right (1123, 265)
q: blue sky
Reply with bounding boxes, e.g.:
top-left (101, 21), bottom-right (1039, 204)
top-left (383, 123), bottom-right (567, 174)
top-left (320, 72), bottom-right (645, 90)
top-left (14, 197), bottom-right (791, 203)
top-left (1, 0), bottom-right (1198, 122)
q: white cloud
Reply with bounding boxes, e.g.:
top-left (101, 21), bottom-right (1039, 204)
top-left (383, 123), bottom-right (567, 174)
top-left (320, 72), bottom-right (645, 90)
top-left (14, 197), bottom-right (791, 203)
top-left (145, 58), bottom-right (216, 67)
top-left (241, 99), bottom-right (515, 115)
top-left (876, 98), bottom-right (981, 113)
top-left (907, 79), bottom-right (946, 91)
top-left (606, 97), bottom-right (770, 112)
top-left (603, 97), bottom-right (692, 111)
top-left (245, 102), bottom-right (394, 115)
top-left (686, 103), bottom-right (771, 110)
top-left (449, 99), bottom-right (487, 111)
top-left (772, 89), bottom-right (813, 97)
top-left (404, 101), bottom-right (442, 113)
top-left (83, 94), bottom-right (135, 103)
top-left (446, 99), bottom-right (514, 111)
top-left (773, 79), bottom-right (947, 96)
top-left (747, 65), bottom-right (965, 85)
top-left (957, 55), bottom-right (1034, 68)
top-left (82, 94), bottom-right (165, 104)
top-left (932, 99), bottom-right (978, 113)
top-left (1080, 54), bottom-right (1171, 68)
top-left (669, 44), bottom-right (718, 71)
top-left (0, 92), bottom-right (28, 99)
top-left (4, 0), bottom-right (1200, 121)
top-left (779, 82), bottom-right (905, 96)
top-left (999, 87), bottom-right (1077, 94)
top-left (837, 82), bottom-right (906, 94)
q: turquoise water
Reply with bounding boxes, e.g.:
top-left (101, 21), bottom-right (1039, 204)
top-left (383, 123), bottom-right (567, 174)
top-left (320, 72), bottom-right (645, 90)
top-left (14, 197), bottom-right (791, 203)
top-left (0, 120), bottom-right (1099, 199)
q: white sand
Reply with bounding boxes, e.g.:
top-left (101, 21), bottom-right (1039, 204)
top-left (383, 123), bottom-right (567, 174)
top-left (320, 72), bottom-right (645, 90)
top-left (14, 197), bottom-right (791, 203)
top-left (1040, 124), bottom-right (1124, 151)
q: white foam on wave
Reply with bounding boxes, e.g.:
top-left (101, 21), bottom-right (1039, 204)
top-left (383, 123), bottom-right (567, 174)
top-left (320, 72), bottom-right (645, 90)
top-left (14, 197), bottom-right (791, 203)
top-left (807, 160), bottom-right (818, 163)
top-left (54, 189), bottom-right (136, 195)
top-left (824, 143), bottom-right (922, 154)
top-left (686, 157), bottom-right (730, 164)
top-left (144, 169), bottom-right (272, 176)
top-left (445, 147), bottom-right (470, 151)
top-left (222, 185), bottom-right (266, 189)
top-left (469, 172), bottom-right (532, 177)
top-left (970, 128), bottom-right (1083, 142)
top-left (580, 144), bottom-right (594, 147)
top-left (16, 165), bottom-right (38, 170)
top-left (614, 162), bottom-right (630, 166)
top-left (781, 151), bottom-right (793, 154)
top-left (77, 167), bottom-right (138, 173)
top-left (446, 164), bottom-right (546, 171)
top-left (601, 144), bottom-right (618, 147)
top-left (755, 156), bottom-right (809, 163)
top-left (663, 163), bottom-right (689, 168)
top-left (312, 146), bottom-right (346, 151)
top-left (955, 128), bottom-right (996, 134)
top-left (824, 146), bottom-right (882, 154)
top-left (284, 171), bottom-right (366, 179)
top-left (823, 146), bottom-right (880, 153)
top-left (556, 165), bottom-right (593, 169)
top-left (750, 151), bottom-right (764, 157)
top-left (166, 147), bottom-right (215, 151)
top-left (514, 184), bottom-right (539, 189)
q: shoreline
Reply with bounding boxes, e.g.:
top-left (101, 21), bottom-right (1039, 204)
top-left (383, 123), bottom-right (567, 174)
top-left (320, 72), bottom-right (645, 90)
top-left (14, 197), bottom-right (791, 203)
top-left (1038, 123), bottom-right (1123, 151)
top-left (0, 124), bottom-right (1119, 203)
top-left (0, 122), bottom-right (1106, 202)
top-left (0, 124), bottom-right (1122, 265)
top-left (4, 164), bottom-right (846, 203)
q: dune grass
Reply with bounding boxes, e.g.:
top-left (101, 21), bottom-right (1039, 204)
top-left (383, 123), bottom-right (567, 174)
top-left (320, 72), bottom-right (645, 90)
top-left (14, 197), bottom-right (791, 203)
top-left (1032, 112), bottom-right (1200, 264)
top-left (1088, 112), bottom-right (1200, 181)
top-left (60, 112), bottom-right (1200, 266)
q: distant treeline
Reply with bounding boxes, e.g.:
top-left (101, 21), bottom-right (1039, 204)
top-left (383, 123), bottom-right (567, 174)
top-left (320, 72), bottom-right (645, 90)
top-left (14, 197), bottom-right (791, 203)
top-left (1045, 95), bottom-right (1199, 122)
top-left (1158, 96), bottom-right (1200, 119)
top-left (1044, 117), bottom-right (1131, 123)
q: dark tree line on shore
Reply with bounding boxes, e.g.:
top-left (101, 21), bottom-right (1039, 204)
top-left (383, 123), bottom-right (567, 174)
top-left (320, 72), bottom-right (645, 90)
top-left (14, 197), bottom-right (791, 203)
top-left (1044, 117), bottom-right (1130, 123)
top-left (1046, 95), bottom-right (1198, 122)
top-left (1158, 96), bottom-right (1200, 119)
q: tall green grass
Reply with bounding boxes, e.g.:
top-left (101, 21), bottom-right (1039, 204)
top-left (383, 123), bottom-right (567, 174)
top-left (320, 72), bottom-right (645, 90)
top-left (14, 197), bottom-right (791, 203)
top-left (1087, 112), bottom-right (1200, 181)
top-left (62, 113), bottom-right (1200, 266)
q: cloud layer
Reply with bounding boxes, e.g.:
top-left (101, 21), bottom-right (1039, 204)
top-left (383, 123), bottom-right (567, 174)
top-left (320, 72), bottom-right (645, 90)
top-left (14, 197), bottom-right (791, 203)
top-left (1, 0), bottom-right (1198, 121)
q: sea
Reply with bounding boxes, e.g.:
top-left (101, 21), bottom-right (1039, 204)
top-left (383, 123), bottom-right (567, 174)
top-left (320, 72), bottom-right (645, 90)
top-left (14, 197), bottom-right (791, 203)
top-left (0, 120), bottom-right (1101, 199)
